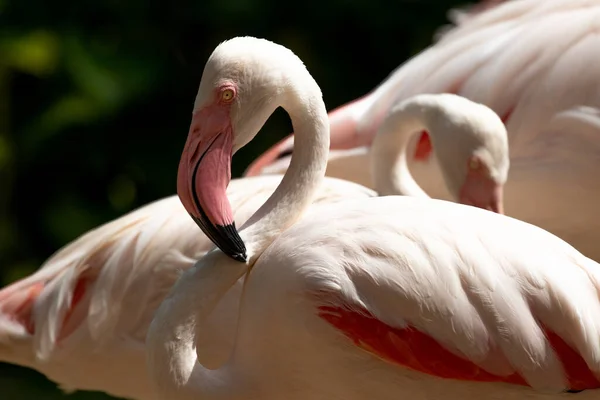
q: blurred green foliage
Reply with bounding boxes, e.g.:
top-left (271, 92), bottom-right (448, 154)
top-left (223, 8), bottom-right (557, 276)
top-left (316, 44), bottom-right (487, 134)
top-left (1, 0), bottom-right (471, 398)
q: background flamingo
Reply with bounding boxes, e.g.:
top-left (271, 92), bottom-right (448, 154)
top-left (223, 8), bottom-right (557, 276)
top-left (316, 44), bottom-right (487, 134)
top-left (148, 36), bottom-right (600, 400)
top-left (245, 0), bottom-right (600, 261)
top-left (262, 93), bottom-right (510, 212)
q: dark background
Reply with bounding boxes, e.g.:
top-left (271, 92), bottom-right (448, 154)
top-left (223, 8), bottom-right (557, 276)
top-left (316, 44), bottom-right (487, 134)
top-left (1, 0), bottom-right (479, 398)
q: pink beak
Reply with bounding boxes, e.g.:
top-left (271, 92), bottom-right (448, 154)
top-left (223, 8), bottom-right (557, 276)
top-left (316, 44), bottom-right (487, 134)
top-left (177, 106), bottom-right (247, 262)
top-left (459, 167), bottom-right (504, 214)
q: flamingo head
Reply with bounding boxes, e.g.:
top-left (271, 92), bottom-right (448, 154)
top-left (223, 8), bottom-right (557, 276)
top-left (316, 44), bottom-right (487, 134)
top-left (458, 153), bottom-right (507, 214)
top-left (177, 36), bottom-right (308, 261)
top-left (422, 94), bottom-right (509, 214)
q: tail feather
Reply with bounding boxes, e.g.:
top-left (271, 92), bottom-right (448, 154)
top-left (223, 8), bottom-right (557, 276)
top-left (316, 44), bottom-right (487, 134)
top-left (0, 196), bottom-right (193, 361)
top-left (0, 281), bottom-right (43, 340)
top-left (86, 230), bottom-right (142, 345)
top-left (32, 267), bottom-right (87, 361)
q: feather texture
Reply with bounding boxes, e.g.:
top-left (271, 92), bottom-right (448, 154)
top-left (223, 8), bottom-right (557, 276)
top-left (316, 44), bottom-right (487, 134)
top-left (233, 196), bottom-right (600, 398)
top-left (0, 175), bottom-right (374, 399)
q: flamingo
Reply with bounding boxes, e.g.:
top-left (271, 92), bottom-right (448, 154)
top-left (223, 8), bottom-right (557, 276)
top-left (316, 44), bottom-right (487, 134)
top-left (264, 92), bottom-right (509, 212)
top-left (0, 176), bottom-right (375, 399)
top-left (0, 89), bottom-right (510, 399)
top-left (245, 0), bottom-right (600, 261)
top-left (147, 36), bottom-right (600, 400)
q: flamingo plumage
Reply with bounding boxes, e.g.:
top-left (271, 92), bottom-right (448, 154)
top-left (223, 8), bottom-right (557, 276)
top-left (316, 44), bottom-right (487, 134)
top-left (148, 36), bottom-right (600, 400)
top-left (245, 0), bottom-right (600, 261)
top-left (0, 176), bottom-right (375, 399)
top-left (0, 83), bottom-right (512, 399)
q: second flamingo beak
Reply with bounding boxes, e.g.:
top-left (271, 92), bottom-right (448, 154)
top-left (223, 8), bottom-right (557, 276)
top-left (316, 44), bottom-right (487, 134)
top-left (459, 166), bottom-right (505, 215)
top-left (177, 107), bottom-right (247, 262)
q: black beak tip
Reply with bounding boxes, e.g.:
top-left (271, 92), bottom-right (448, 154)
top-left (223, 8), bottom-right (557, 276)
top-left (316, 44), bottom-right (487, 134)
top-left (215, 237), bottom-right (247, 263)
top-left (231, 252), bottom-right (248, 263)
top-left (189, 213), bottom-right (248, 263)
top-left (217, 223), bottom-right (247, 263)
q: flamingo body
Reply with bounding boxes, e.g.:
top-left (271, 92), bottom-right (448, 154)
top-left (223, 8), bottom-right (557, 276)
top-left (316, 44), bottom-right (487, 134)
top-left (227, 196), bottom-right (600, 399)
top-left (0, 175), bottom-right (374, 399)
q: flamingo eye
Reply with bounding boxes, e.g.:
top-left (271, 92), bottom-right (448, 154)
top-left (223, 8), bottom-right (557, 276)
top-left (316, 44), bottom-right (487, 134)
top-left (221, 89), bottom-right (235, 102)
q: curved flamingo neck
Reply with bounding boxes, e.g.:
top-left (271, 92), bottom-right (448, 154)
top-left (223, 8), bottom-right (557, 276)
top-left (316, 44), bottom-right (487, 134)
top-left (147, 249), bottom-right (247, 399)
top-left (238, 90), bottom-right (330, 262)
top-left (146, 73), bottom-right (330, 400)
top-left (369, 98), bottom-right (436, 198)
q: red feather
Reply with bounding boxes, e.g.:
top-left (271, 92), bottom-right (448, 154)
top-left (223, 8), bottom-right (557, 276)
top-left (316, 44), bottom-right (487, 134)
top-left (6, 275), bottom-right (90, 340)
top-left (318, 299), bottom-right (600, 391)
top-left (58, 275), bottom-right (92, 340)
top-left (414, 131), bottom-right (433, 161)
top-left (501, 108), bottom-right (514, 124)
top-left (12, 283), bottom-right (44, 335)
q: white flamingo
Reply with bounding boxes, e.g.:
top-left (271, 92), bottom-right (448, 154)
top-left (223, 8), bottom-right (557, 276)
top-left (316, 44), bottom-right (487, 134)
top-left (245, 0), bottom-right (600, 261)
top-left (147, 36), bottom-right (600, 400)
top-left (0, 176), bottom-right (374, 399)
top-left (268, 93), bottom-right (509, 212)
top-left (0, 96), bottom-right (509, 398)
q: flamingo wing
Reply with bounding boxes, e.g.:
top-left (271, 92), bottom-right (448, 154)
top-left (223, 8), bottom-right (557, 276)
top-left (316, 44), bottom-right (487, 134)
top-left (0, 175), bottom-right (374, 363)
top-left (0, 196), bottom-right (205, 361)
top-left (318, 302), bottom-right (600, 391)
top-left (269, 196), bottom-right (600, 392)
top-left (361, 0), bottom-right (600, 151)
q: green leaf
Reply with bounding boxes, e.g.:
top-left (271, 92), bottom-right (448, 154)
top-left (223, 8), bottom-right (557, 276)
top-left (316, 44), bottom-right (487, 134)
top-left (0, 31), bottom-right (59, 76)
top-left (22, 93), bottom-right (101, 151)
top-left (64, 36), bottom-right (161, 109)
